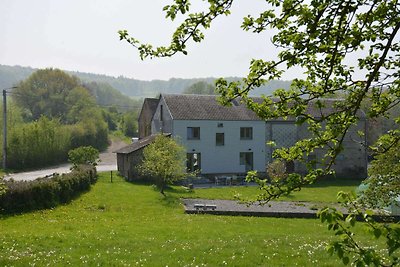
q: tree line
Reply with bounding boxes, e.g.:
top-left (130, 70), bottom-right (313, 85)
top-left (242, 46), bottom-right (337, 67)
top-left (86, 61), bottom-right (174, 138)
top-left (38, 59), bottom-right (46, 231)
top-left (0, 64), bottom-right (293, 97)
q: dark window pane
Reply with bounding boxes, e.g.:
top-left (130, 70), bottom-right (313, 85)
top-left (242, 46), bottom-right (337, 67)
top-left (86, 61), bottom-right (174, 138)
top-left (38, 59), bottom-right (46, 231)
top-left (216, 133), bottom-right (224, 146)
top-left (240, 127), bottom-right (252, 140)
top-left (187, 127), bottom-right (200, 140)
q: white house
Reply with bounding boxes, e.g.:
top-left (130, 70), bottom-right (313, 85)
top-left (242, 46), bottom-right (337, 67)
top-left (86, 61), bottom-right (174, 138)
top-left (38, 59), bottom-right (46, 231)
top-left (146, 94), bottom-right (367, 178)
top-left (115, 94), bottom-right (367, 180)
top-left (151, 94), bottom-right (266, 174)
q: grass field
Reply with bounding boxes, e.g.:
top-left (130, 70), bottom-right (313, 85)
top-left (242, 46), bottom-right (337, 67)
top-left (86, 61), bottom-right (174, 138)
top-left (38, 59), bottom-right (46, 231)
top-left (171, 178), bottom-right (361, 203)
top-left (0, 174), bottom-right (370, 266)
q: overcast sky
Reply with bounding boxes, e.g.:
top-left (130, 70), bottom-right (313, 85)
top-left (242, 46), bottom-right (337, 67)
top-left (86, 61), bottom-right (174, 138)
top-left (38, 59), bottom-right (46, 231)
top-left (0, 0), bottom-right (297, 81)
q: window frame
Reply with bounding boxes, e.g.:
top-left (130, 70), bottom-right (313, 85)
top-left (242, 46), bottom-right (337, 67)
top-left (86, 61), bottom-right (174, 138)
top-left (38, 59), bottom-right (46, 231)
top-left (187, 127), bottom-right (200, 140)
top-left (240, 127), bottom-right (253, 140)
top-left (216, 132), bottom-right (225, 146)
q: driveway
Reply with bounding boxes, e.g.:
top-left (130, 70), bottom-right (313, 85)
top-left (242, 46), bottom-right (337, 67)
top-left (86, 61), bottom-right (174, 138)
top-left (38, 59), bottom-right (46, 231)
top-left (4, 139), bottom-right (128, 181)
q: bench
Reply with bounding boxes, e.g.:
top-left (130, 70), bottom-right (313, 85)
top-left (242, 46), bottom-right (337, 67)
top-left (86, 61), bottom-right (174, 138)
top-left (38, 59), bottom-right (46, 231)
top-left (205, 204), bottom-right (217, 210)
top-left (194, 203), bottom-right (217, 211)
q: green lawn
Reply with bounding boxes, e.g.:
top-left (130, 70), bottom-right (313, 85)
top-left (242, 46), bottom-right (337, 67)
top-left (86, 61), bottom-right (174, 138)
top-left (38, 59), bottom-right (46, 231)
top-left (0, 174), bottom-right (370, 266)
top-left (172, 178), bottom-right (361, 203)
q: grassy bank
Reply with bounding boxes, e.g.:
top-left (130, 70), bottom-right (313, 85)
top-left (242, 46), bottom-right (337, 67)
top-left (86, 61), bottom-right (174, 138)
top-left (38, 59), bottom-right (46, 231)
top-left (0, 174), bottom-right (368, 266)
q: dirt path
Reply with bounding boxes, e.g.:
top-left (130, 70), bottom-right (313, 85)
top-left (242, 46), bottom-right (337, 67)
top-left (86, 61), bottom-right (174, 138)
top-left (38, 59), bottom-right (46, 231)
top-left (5, 138), bottom-right (129, 181)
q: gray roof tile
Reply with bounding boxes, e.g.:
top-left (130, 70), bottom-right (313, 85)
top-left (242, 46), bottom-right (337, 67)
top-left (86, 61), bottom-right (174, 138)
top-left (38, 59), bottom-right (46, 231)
top-left (114, 134), bottom-right (171, 154)
top-left (162, 94), bottom-right (365, 121)
top-left (163, 94), bottom-right (260, 121)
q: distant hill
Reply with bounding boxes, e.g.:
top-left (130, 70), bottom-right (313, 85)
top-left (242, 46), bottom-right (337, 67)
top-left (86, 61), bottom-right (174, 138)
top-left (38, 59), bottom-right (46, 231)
top-left (0, 64), bottom-right (292, 97)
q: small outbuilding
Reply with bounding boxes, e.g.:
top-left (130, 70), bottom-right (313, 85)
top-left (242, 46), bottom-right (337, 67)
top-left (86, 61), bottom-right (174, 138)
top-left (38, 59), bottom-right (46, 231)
top-left (114, 133), bottom-right (171, 180)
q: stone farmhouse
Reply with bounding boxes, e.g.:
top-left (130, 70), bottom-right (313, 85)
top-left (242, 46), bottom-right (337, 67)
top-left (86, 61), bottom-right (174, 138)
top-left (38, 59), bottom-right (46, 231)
top-left (116, 94), bottom-right (367, 180)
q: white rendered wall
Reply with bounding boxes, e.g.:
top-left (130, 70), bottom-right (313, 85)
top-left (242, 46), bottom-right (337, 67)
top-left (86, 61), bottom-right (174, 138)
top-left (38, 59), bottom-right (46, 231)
top-left (173, 120), bottom-right (266, 174)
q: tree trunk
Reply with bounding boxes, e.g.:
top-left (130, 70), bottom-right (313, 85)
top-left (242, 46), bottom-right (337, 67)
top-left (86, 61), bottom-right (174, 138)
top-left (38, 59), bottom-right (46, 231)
top-left (160, 182), bottom-right (166, 196)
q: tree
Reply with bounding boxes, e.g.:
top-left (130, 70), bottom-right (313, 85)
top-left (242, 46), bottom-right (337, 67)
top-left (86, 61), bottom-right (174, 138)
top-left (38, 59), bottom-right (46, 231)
top-left (359, 140), bottom-right (400, 209)
top-left (14, 68), bottom-right (80, 121)
top-left (83, 81), bottom-right (141, 111)
top-left (68, 146), bottom-right (100, 170)
top-left (120, 0), bottom-right (400, 265)
top-left (65, 86), bottom-right (96, 124)
top-left (183, 81), bottom-right (216, 95)
top-left (121, 110), bottom-right (138, 137)
top-left (139, 135), bottom-right (187, 195)
top-left (70, 112), bottom-right (109, 151)
top-left (101, 108), bottom-right (119, 131)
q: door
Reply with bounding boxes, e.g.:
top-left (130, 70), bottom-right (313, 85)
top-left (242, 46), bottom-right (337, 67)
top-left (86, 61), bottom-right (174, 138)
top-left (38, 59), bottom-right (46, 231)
top-left (240, 152), bottom-right (253, 171)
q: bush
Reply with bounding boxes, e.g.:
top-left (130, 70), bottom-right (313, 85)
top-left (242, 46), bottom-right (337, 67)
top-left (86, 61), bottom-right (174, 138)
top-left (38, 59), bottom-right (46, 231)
top-left (0, 166), bottom-right (97, 214)
top-left (266, 159), bottom-right (288, 183)
top-left (7, 117), bottom-right (71, 169)
top-left (68, 146), bottom-right (100, 170)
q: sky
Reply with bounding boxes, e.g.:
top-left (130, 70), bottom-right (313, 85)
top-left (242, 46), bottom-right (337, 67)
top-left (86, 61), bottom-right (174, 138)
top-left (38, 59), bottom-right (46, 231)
top-left (0, 0), bottom-right (294, 81)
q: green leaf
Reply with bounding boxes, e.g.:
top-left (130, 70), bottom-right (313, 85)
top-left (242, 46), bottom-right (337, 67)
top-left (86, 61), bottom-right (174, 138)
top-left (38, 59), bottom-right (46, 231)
top-left (345, 214), bottom-right (356, 227)
top-left (364, 209), bottom-right (374, 217)
top-left (326, 245), bottom-right (334, 255)
top-left (337, 247), bottom-right (344, 259)
top-left (373, 228), bottom-right (382, 239)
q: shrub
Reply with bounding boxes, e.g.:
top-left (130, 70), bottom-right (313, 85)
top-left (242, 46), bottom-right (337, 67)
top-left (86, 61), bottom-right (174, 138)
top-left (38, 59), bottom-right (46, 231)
top-left (266, 159), bottom-right (288, 183)
top-left (68, 146), bottom-right (100, 170)
top-left (0, 166), bottom-right (97, 214)
top-left (0, 177), bottom-right (5, 196)
top-left (7, 117), bottom-right (71, 169)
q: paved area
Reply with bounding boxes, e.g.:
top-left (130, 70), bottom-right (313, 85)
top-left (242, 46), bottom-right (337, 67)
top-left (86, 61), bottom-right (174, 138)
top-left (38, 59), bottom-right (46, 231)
top-left (183, 198), bottom-right (334, 218)
top-left (4, 139), bottom-right (127, 181)
top-left (182, 198), bottom-right (400, 222)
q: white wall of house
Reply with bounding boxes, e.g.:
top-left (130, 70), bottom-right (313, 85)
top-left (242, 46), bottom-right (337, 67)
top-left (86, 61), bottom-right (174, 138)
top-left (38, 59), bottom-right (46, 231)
top-left (172, 120), bottom-right (266, 174)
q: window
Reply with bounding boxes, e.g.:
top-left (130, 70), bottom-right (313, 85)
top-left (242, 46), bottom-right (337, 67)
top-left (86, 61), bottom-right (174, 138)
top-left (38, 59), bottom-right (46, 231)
top-left (216, 133), bottom-right (224, 146)
top-left (187, 153), bottom-right (201, 172)
top-left (217, 123), bottom-right (224, 128)
top-left (240, 127), bottom-right (253, 140)
top-left (160, 105), bottom-right (163, 121)
top-left (187, 127), bottom-right (200, 140)
top-left (240, 152), bottom-right (253, 171)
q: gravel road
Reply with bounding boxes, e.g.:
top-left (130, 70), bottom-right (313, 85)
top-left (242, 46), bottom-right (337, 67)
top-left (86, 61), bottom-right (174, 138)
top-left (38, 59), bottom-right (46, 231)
top-left (4, 139), bottom-right (128, 181)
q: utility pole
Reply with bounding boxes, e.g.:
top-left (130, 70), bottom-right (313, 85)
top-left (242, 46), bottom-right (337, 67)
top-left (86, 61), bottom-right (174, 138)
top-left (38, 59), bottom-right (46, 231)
top-left (2, 87), bottom-right (17, 170)
top-left (3, 89), bottom-right (7, 170)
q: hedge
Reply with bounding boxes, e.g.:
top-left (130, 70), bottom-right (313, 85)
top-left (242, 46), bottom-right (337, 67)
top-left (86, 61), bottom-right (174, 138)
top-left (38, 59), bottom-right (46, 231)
top-left (0, 165), bottom-right (97, 214)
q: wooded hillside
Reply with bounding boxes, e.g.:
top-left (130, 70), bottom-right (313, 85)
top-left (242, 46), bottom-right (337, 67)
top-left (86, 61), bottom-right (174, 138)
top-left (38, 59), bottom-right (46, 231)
top-left (0, 64), bottom-right (292, 97)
